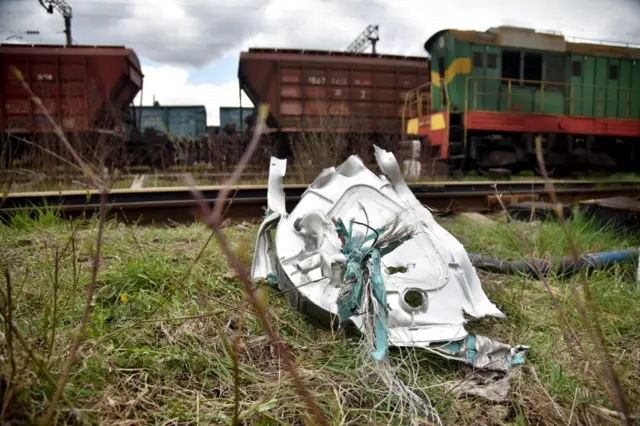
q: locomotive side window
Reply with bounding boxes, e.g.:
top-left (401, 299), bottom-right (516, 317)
top-left (572, 61), bottom-right (582, 77)
top-left (523, 52), bottom-right (543, 86)
top-left (609, 64), bottom-right (618, 80)
top-left (473, 52), bottom-right (483, 67)
top-left (546, 55), bottom-right (565, 87)
top-left (501, 50), bottom-right (520, 84)
top-left (487, 53), bottom-right (497, 69)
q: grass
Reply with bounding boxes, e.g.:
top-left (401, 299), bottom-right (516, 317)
top-left (0, 207), bottom-right (638, 425)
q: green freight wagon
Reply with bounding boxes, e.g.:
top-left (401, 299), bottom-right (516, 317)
top-left (219, 107), bottom-right (255, 132)
top-left (138, 105), bottom-right (208, 139)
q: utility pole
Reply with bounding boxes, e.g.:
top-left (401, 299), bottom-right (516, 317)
top-left (38, 0), bottom-right (72, 46)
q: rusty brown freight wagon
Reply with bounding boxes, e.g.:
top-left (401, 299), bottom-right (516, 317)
top-left (0, 43), bottom-right (142, 134)
top-left (238, 48), bottom-right (430, 134)
top-left (0, 43), bottom-right (175, 170)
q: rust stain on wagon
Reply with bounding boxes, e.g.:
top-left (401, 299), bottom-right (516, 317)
top-left (238, 48), bottom-right (429, 134)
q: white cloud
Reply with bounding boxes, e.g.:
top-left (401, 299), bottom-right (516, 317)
top-left (134, 62), bottom-right (252, 126)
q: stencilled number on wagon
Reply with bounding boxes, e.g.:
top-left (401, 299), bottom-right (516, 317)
top-left (331, 78), bottom-right (347, 85)
top-left (37, 73), bottom-right (53, 81)
top-left (308, 76), bottom-right (326, 85)
top-left (360, 90), bottom-right (366, 99)
top-left (141, 116), bottom-right (163, 129)
top-left (334, 89), bottom-right (343, 96)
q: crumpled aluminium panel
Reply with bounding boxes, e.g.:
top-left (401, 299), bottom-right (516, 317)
top-left (252, 145), bottom-right (506, 349)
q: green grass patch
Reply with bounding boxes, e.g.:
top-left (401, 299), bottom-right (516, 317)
top-left (0, 209), bottom-right (638, 425)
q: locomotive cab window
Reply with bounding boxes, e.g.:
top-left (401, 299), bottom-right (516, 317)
top-left (501, 50), bottom-right (521, 84)
top-left (523, 52), bottom-right (543, 86)
top-left (487, 53), bottom-right (497, 69)
top-left (473, 52), bottom-right (483, 67)
top-left (571, 61), bottom-right (582, 77)
top-left (546, 55), bottom-right (565, 88)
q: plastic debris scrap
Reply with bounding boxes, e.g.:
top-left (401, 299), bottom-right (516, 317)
top-left (431, 334), bottom-right (529, 372)
top-left (252, 146), bottom-right (508, 345)
top-left (444, 368), bottom-right (517, 403)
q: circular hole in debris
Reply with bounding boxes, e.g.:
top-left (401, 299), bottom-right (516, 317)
top-left (403, 289), bottom-right (426, 309)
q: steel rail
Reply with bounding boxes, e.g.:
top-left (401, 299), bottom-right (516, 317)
top-left (2, 181), bottom-right (639, 225)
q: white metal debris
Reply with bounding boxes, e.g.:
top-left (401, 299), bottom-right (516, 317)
top-left (252, 145), bottom-right (507, 347)
top-left (251, 146), bottom-right (529, 419)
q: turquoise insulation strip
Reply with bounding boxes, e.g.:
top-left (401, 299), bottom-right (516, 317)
top-left (369, 249), bottom-right (388, 361)
top-left (334, 217), bottom-right (410, 360)
top-left (438, 335), bottom-right (526, 367)
top-left (266, 272), bottom-right (279, 288)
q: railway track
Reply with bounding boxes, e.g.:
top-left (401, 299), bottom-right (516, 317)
top-left (2, 180), bottom-right (640, 225)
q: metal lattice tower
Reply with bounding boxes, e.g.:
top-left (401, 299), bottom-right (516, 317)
top-left (346, 25), bottom-right (380, 54)
top-left (39, 0), bottom-right (73, 46)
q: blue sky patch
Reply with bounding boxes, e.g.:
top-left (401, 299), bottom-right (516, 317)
top-left (187, 55), bottom-right (238, 85)
top-left (139, 54), bottom-right (238, 86)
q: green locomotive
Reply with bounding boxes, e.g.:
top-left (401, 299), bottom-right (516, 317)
top-left (404, 26), bottom-right (640, 174)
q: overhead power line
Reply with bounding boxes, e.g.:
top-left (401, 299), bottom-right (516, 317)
top-left (38, 0), bottom-right (72, 45)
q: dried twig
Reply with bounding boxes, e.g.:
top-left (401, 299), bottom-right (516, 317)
top-left (534, 135), bottom-right (631, 424)
top-left (46, 246), bottom-right (60, 362)
top-left (491, 179), bottom-right (617, 423)
top-left (231, 322), bottom-right (243, 426)
top-left (0, 275), bottom-right (58, 390)
top-left (39, 189), bottom-right (109, 425)
top-left (0, 268), bottom-right (17, 419)
top-left (492, 189), bottom-right (590, 353)
top-left (186, 104), bottom-right (329, 426)
top-left (9, 78), bottom-right (113, 425)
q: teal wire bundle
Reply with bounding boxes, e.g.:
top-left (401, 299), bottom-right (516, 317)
top-left (333, 216), bottom-right (415, 361)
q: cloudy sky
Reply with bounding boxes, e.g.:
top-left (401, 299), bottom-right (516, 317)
top-left (2, 0), bottom-right (640, 125)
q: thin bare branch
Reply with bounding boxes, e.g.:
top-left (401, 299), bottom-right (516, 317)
top-left (186, 104), bottom-right (329, 426)
top-left (534, 135), bottom-right (631, 424)
top-left (40, 189), bottom-right (109, 425)
top-left (1, 267), bottom-right (17, 419)
top-left (207, 106), bottom-right (271, 226)
top-left (0, 279), bottom-right (58, 390)
top-left (231, 326), bottom-right (242, 426)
